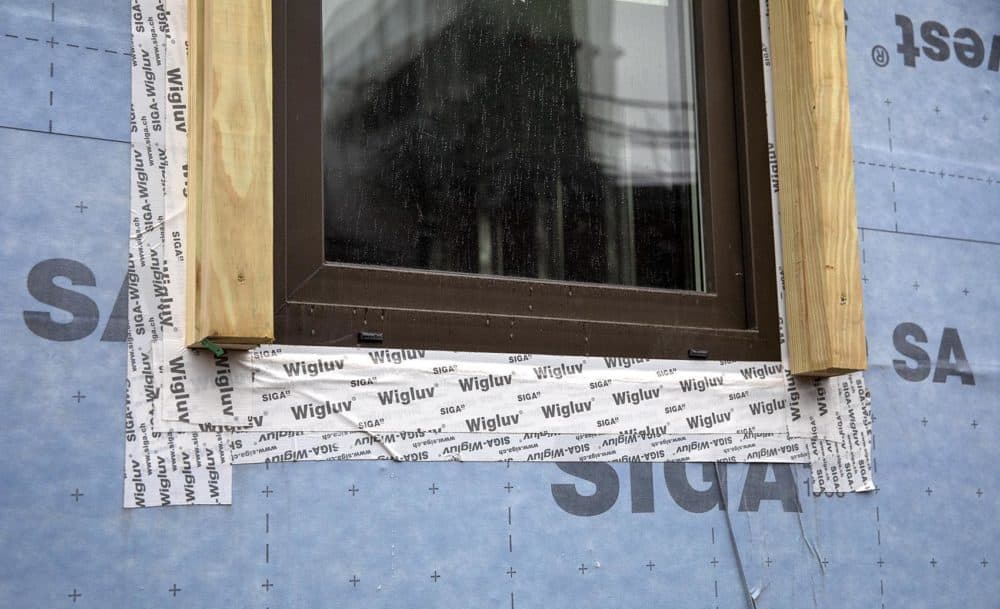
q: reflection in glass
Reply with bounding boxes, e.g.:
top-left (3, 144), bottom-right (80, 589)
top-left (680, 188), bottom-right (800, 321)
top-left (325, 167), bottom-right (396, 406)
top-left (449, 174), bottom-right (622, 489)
top-left (322, 0), bottom-right (703, 290)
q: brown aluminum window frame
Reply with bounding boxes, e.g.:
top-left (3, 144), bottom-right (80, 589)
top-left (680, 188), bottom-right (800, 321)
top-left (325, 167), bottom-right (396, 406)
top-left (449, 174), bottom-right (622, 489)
top-left (273, 0), bottom-right (778, 361)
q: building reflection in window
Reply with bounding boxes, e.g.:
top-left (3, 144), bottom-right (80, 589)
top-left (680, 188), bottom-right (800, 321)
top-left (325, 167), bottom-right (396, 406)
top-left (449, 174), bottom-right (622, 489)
top-left (322, 0), bottom-right (703, 290)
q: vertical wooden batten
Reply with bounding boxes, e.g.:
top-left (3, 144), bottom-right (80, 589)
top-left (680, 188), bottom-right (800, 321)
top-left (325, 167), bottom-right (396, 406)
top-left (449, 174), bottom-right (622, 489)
top-left (186, 0), bottom-right (274, 349)
top-left (770, 0), bottom-right (866, 376)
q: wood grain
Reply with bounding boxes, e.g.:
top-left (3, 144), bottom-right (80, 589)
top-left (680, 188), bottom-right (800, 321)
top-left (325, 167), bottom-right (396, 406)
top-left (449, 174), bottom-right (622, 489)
top-left (770, 0), bottom-right (866, 376)
top-left (186, 0), bottom-right (274, 348)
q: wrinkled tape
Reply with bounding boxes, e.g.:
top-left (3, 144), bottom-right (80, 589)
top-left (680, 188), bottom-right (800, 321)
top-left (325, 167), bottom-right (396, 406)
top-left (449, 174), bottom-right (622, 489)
top-left (245, 347), bottom-right (819, 436)
top-left (124, 0), bottom-right (233, 508)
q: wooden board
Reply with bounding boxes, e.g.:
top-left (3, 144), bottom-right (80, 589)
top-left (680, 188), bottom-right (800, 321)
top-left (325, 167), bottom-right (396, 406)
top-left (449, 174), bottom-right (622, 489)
top-left (186, 0), bottom-right (274, 349)
top-left (770, 0), bottom-right (866, 376)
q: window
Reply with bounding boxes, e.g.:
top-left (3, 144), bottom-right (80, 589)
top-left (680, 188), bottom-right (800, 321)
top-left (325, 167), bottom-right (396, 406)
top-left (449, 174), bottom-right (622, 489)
top-left (273, 0), bottom-right (778, 360)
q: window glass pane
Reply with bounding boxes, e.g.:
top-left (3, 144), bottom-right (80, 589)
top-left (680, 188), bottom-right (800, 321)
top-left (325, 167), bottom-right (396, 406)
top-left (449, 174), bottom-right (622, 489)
top-left (321, 0), bottom-right (703, 290)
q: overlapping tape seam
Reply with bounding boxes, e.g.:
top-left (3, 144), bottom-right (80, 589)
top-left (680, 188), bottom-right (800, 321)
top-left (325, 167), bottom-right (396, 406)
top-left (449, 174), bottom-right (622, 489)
top-left (124, 0), bottom-right (874, 508)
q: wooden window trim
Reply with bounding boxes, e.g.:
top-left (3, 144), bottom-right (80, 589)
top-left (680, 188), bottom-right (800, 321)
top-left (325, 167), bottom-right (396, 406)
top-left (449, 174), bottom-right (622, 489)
top-left (770, 0), bottom-right (867, 375)
top-left (186, 0), bottom-right (866, 376)
top-left (186, 0), bottom-right (274, 348)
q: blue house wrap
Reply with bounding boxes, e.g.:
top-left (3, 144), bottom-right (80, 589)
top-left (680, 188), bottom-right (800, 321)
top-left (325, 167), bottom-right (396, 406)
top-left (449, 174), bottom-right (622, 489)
top-left (0, 0), bottom-right (997, 607)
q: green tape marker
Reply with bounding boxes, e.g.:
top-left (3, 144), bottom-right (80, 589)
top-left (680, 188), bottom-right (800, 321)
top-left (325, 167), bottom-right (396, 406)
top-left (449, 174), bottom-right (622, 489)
top-left (201, 338), bottom-right (225, 357)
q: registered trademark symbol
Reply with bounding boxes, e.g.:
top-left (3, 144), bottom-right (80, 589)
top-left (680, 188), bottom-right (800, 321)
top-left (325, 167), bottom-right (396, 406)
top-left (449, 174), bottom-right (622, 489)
top-left (871, 45), bottom-right (889, 67)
